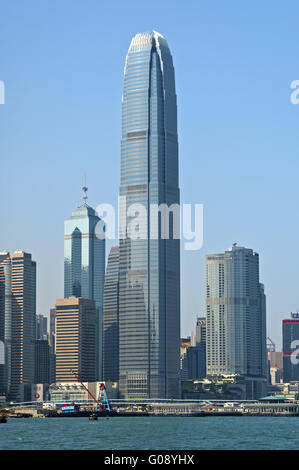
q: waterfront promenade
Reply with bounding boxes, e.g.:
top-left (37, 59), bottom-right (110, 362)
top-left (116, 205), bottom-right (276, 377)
top-left (2, 399), bottom-right (299, 418)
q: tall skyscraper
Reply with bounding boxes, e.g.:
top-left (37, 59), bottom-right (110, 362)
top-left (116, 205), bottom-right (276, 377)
top-left (180, 337), bottom-right (191, 381)
top-left (267, 341), bottom-right (283, 385)
top-left (35, 339), bottom-right (51, 384)
top-left (283, 312), bottom-right (299, 382)
top-left (0, 251), bottom-right (36, 401)
top-left (206, 244), bottom-right (267, 398)
top-left (194, 317), bottom-right (207, 379)
top-left (48, 307), bottom-right (56, 384)
top-left (119, 31), bottom-right (180, 399)
top-left (64, 188), bottom-right (105, 379)
top-left (195, 317), bottom-right (206, 345)
top-left (180, 319), bottom-right (207, 382)
top-left (49, 307), bottom-right (56, 354)
top-left (103, 246), bottom-right (120, 382)
top-left (55, 298), bottom-right (97, 383)
top-left (36, 314), bottom-right (47, 340)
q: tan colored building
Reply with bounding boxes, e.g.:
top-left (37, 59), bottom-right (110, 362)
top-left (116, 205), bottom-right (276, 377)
top-left (55, 297), bottom-right (97, 382)
top-left (268, 351), bottom-right (283, 370)
top-left (267, 351), bottom-right (283, 385)
top-left (0, 251), bottom-right (36, 401)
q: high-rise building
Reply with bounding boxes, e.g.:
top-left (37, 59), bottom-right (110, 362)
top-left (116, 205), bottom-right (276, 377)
top-left (0, 251), bottom-right (36, 401)
top-left (49, 307), bottom-right (56, 354)
top-left (195, 317), bottom-right (206, 345)
top-left (103, 246), bottom-right (120, 382)
top-left (283, 313), bottom-right (299, 382)
top-left (186, 347), bottom-right (203, 380)
top-left (193, 317), bottom-right (207, 379)
top-left (35, 339), bottom-right (51, 384)
top-left (119, 31), bottom-right (180, 399)
top-left (267, 351), bottom-right (283, 385)
top-left (48, 308), bottom-right (56, 383)
top-left (180, 319), bottom-right (207, 382)
top-left (180, 337), bottom-right (191, 381)
top-left (0, 255), bottom-right (10, 397)
top-left (55, 298), bottom-right (97, 383)
top-left (206, 244), bottom-right (267, 398)
top-left (259, 283), bottom-right (267, 377)
top-left (64, 188), bottom-right (105, 379)
top-left (36, 314), bottom-right (47, 340)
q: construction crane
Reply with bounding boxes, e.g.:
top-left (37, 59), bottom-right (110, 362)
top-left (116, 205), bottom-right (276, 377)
top-left (96, 383), bottom-right (111, 413)
top-left (69, 369), bottom-right (111, 413)
top-left (267, 337), bottom-right (276, 353)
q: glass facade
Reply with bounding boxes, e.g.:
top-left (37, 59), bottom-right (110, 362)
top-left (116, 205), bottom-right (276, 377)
top-left (64, 203), bottom-right (105, 379)
top-left (119, 31), bottom-right (180, 399)
top-left (103, 246), bottom-right (120, 382)
top-left (282, 313), bottom-right (299, 382)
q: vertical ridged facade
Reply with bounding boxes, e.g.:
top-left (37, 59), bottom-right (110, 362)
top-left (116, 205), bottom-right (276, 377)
top-left (206, 245), bottom-right (267, 398)
top-left (55, 297), bottom-right (97, 382)
top-left (119, 31), bottom-right (180, 399)
top-left (103, 246), bottom-right (120, 382)
top-left (0, 251), bottom-right (36, 400)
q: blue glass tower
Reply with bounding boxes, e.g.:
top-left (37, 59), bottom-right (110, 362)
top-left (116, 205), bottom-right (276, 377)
top-left (119, 31), bottom-right (180, 399)
top-left (64, 188), bottom-right (105, 379)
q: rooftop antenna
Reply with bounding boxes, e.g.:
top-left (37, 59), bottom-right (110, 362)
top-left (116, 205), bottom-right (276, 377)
top-left (82, 175), bottom-right (88, 207)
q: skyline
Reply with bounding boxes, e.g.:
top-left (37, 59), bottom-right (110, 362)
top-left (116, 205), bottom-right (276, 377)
top-left (1, 0), bottom-right (299, 349)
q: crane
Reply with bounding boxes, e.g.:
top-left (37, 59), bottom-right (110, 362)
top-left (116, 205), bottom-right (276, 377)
top-left (267, 337), bottom-right (276, 353)
top-left (69, 369), bottom-right (111, 413)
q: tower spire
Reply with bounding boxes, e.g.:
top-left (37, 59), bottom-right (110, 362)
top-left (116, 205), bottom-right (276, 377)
top-left (82, 175), bottom-right (88, 207)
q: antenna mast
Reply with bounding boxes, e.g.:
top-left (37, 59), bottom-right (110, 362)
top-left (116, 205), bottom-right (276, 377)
top-left (82, 175), bottom-right (88, 207)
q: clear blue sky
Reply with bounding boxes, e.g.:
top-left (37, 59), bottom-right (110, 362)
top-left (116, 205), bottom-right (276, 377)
top-left (1, 0), bottom-right (298, 349)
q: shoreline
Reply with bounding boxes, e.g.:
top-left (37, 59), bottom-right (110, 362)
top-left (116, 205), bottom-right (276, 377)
top-left (3, 410), bottom-right (299, 419)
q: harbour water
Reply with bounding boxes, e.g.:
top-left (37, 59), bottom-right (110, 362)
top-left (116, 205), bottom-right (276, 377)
top-left (1, 416), bottom-right (299, 450)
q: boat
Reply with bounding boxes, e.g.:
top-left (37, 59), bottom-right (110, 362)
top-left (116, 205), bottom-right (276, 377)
top-left (60, 403), bottom-right (80, 413)
top-left (89, 413), bottom-right (98, 421)
top-left (0, 417), bottom-right (7, 423)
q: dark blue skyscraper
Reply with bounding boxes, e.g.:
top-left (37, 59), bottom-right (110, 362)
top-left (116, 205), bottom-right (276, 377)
top-left (119, 31), bottom-right (180, 399)
top-left (283, 313), bottom-right (299, 382)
